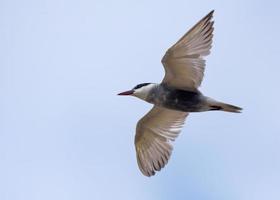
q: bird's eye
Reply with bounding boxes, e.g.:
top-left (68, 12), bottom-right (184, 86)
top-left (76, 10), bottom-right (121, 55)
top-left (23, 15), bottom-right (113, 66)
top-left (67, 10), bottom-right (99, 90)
top-left (134, 85), bottom-right (141, 89)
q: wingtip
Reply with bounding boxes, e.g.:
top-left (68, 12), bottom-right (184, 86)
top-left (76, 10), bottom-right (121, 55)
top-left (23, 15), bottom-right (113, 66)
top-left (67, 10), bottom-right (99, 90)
top-left (209, 10), bottom-right (215, 15)
top-left (206, 10), bottom-right (215, 18)
top-left (199, 10), bottom-right (214, 24)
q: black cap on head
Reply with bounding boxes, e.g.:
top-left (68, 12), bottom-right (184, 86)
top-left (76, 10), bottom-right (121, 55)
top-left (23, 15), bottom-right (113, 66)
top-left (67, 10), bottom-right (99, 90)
top-left (133, 83), bottom-right (151, 90)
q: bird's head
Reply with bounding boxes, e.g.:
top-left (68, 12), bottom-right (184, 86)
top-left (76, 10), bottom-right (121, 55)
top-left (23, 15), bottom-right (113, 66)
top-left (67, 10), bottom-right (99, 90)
top-left (118, 83), bottom-right (155, 101)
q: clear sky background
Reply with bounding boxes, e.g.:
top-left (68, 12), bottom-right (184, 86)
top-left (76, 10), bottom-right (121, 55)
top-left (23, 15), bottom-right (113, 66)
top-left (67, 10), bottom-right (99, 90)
top-left (1, 0), bottom-right (280, 200)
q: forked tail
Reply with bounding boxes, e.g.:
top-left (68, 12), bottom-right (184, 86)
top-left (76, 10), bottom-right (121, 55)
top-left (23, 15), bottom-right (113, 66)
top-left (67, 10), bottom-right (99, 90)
top-left (208, 99), bottom-right (242, 113)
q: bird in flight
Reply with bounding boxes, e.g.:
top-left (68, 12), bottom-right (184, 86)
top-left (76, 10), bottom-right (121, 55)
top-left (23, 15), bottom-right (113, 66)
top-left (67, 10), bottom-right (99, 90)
top-left (118, 10), bottom-right (242, 177)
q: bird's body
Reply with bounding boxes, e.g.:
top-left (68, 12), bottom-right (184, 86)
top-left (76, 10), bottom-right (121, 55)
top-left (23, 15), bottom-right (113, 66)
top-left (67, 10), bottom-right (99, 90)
top-left (139, 83), bottom-right (241, 113)
top-left (118, 10), bottom-right (242, 177)
top-left (142, 84), bottom-right (205, 112)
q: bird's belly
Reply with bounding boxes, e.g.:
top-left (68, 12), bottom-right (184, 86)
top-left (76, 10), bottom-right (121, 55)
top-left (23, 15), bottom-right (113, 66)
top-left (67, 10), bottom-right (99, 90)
top-left (151, 89), bottom-right (205, 112)
top-left (162, 98), bottom-right (202, 112)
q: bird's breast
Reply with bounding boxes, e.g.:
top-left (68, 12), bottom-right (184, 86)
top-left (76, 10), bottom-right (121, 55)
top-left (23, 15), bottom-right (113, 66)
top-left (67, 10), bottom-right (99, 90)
top-left (148, 86), bottom-right (204, 112)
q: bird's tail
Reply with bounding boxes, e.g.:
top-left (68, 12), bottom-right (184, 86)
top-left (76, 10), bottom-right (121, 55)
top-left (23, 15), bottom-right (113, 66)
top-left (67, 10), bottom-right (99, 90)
top-left (207, 98), bottom-right (242, 113)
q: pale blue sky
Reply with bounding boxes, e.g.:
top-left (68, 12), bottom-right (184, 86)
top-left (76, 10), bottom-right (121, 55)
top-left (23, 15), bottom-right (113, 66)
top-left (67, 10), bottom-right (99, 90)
top-left (1, 0), bottom-right (280, 200)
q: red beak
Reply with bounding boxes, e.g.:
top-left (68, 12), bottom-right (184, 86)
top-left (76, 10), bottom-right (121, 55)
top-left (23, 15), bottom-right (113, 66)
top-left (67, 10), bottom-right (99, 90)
top-left (118, 90), bottom-right (134, 95)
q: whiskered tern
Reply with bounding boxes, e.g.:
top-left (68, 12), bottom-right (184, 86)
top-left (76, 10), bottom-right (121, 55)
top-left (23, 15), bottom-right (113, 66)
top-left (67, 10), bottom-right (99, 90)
top-left (118, 10), bottom-right (242, 177)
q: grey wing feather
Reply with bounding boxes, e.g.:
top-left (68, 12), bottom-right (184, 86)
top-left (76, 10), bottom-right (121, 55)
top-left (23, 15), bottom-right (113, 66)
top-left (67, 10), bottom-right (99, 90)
top-left (135, 106), bottom-right (188, 176)
top-left (162, 10), bottom-right (214, 90)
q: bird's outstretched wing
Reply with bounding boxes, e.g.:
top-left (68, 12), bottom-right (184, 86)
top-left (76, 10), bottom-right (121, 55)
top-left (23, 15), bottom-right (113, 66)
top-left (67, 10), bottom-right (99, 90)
top-left (161, 10), bottom-right (214, 90)
top-left (135, 106), bottom-right (188, 176)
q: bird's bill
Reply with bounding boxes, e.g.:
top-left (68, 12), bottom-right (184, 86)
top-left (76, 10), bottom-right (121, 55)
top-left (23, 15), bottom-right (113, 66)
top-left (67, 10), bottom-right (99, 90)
top-left (118, 90), bottom-right (134, 95)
